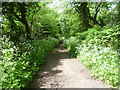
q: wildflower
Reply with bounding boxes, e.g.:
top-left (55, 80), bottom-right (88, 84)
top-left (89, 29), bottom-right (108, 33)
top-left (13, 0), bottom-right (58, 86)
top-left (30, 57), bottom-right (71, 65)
top-left (8, 62), bottom-right (14, 65)
top-left (10, 48), bottom-right (14, 51)
top-left (8, 58), bottom-right (11, 60)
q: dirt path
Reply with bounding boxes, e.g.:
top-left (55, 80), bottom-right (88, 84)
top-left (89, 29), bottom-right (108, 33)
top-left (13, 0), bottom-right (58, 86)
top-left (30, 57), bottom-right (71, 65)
top-left (30, 44), bottom-right (109, 88)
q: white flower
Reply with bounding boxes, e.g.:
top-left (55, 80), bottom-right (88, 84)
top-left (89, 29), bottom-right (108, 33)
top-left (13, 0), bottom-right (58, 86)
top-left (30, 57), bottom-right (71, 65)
top-left (112, 52), bottom-right (117, 54)
top-left (10, 48), bottom-right (14, 51)
top-left (103, 47), bottom-right (109, 52)
top-left (86, 53), bottom-right (91, 56)
top-left (2, 49), bottom-right (7, 53)
top-left (8, 62), bottom-right (14, 65)
top-left (12, 67), bottom-right (15, 70)
top-left (8, 58), bottom-right (11, 60)
top-left (2, 50), bottom-right (5, 53)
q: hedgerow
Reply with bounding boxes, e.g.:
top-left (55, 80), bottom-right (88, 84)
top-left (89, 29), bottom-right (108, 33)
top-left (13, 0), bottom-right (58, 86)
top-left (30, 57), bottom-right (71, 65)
top-left (0, 36), bottom-right (59, 89)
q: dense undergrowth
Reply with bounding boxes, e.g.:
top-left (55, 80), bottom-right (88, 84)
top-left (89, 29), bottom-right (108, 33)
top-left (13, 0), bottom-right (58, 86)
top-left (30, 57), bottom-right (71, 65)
top-left (64, 26), bottom-right (119, 88)
top-left (0, 36), bottom-right (59, 88)
top-left (1, 1), bottom-right (120, 89)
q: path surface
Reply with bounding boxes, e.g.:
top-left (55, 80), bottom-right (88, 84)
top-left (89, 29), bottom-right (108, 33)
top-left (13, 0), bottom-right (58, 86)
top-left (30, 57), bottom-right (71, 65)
top-left (30, 44), bottom-right (109, 88)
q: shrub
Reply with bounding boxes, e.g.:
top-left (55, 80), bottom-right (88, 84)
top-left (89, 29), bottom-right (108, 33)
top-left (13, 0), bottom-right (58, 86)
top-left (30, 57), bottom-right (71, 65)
top-left (64, 37), bottom-right (79, 57)
top-left (0, 36), bottom-right (59, 89)
top-left (64, 26), bottom-right (119, 87)
top-left (76, 44), bottom-right (118, 87)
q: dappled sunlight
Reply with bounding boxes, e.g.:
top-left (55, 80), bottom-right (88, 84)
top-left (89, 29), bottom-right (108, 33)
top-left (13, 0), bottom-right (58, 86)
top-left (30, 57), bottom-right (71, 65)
top-left (1, 0), bottom-right (119, 88)
top-left (30, 45), bottom-right (109, 88)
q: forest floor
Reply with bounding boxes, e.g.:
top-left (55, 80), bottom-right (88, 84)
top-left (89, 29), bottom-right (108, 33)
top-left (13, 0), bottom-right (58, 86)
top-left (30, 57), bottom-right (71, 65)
top-left (30, 44), bottom-right (109, 88)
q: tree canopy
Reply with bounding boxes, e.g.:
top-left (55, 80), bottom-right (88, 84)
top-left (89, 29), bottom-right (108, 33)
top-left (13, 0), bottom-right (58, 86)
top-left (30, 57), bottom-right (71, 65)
top-left (0, 0), bottom-right (119, 88)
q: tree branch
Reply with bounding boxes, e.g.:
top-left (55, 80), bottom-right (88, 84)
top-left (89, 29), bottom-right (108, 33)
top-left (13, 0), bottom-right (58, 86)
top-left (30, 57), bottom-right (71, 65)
top-left (94, 2), bottom-right (102, 21)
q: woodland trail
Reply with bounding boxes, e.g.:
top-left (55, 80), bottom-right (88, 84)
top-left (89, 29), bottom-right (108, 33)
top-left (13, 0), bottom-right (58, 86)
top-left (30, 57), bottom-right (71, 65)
top-left (30, 44), bottom-right (109, 88)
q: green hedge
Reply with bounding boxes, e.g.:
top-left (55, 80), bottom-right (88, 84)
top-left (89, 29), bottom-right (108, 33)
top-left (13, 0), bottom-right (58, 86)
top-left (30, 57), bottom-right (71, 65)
top-left (0, 36), bottom-right (59, 88)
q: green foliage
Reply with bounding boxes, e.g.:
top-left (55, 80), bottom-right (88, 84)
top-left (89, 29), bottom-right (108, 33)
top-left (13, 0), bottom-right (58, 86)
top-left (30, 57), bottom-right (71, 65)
top-left (64, 37), bottom-right (79, 57)
top-left (1, 1), bottom-right (119, 89)
top-left (2, 2), bottom-right (60, 44)
top-left (1, 1), bottom-right (60, 89)
top-left (77, 45), bottom-right (118, 87)
top-left (64, 26), bottom-right (119, 88)
top-left (75, 25), bottom-right (118, 49)
top-left (33, 8), bottom-right (60, 37)
top-left (58, 3), bottom-right (81, 38)
top-left (0, 36), bottom-right (59, 89)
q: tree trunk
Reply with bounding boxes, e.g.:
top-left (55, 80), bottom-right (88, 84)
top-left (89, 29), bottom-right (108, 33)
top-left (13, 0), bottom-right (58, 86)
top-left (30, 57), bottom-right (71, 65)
top-left (24, 21), bottom-right (31, 40)
top-left (77, 2), bottom-right (92, 30)
top-left (118, 1), bottom-right (120, 23)
top-left (18, 2), bottom-right (31, 40)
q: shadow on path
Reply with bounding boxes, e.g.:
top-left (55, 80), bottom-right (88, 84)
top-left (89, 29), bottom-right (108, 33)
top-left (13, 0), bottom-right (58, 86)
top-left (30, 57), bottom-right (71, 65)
top-left (30, 44), bottom-right (72, 88)
top-left (30, 44), bottom-right (109, 88)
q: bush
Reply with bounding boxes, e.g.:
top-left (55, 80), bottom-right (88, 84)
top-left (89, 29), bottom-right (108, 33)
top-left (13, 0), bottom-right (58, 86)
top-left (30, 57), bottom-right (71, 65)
top-left (76, 44), bottom-right (118, 87)
top-left (64, 26), bottom-right (119, 88)
top-left (0, 36), bottom-right (59, 89)
top-left (64, 37), bottom-right (79, 57)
